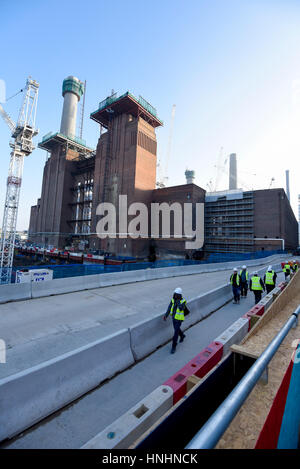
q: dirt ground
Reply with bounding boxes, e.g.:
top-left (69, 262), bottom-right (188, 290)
top-left (215, 288), bottom-right (300, 449)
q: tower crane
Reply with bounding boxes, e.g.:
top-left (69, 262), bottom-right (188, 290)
top-left (0, 77), bottom-right (39, 284)
top-left (269, 177), bottom-right (275, 189)
top-left (156, 104), bottom-right (176, 188)
top-left (164, 104), bottom-right (176, 185)
top-left (213, 146), bottom-right (224, 191)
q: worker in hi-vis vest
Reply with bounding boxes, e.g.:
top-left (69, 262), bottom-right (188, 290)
top-left (230, 267), bottom-right (241, 304)
top-left (263, 265), bottom-right (277, 294)
top-left (239, 265), bottom-right (249, 298)
top-left (250, 271), bottom-right (265, 304)
top-left (292, 260), bottom-right (299, 273)
top-left (163, 287), bottom-right (190, 354)
top-left (283, 262), bottom-right (291, 280)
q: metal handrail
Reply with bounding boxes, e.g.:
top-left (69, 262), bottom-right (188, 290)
top-left (185, 305), bottom-right (300, 449)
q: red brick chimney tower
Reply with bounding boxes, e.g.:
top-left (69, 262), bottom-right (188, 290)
top-left (90, 92), bottom-right (163, 255)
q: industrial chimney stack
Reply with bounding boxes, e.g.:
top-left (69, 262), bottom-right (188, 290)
top-left (285, 170), bottom-right (290, 202)
top-left (229, 153), bottom-right (237, 190)
top-left (60, 76), bottom-right (84, 138)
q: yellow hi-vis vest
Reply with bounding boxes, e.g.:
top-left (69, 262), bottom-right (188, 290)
top-left (230, 274), bottom-right (240, 286)
top-left (265, 271), bottom-right (275, 285)
top-left (293, 263), bottom-right (298, 272)
top-left (251, 276), bottom-right (263, 291)
top-left (170, 298), bottom-right (186, 321)
top-left (283, 264), bottom-right (290, 273)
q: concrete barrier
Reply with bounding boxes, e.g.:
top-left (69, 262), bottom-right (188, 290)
top-left (259, 293), bottom-right (273, 312)
top-left (31, 275), bottom-right (90, 298)
top-left (243, 310), bottom-right (260, 331)
top-left (0, 255), bottom-right (289, 305)
top-left (163, 342), bottom-right (223, 404)
top-left (214, 317), bottom-right (249, 357)
top-left (81, 385), bottom-right (173, 449)
top-left (0, 282), bottom-right (31, 304)
top-left (0, 329), bottom-right (135, 442)
top-left (185, 284), bottom-right (232, 327)
top-left (130, 283), bottom-right (232, 361)
top-left (99, 270), bottom-right (146, 287)
top-left (271, 286), bottom-right (281, 299)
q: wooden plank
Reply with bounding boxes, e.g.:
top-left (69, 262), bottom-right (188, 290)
top-left (186, 374), bottom-right (201, 393)
top-left (230, 344), bottom-right (260, 360)
top-left (240, 272), bottom-right (299, 345)
top-left (250, 315), bottom-right (260, 330)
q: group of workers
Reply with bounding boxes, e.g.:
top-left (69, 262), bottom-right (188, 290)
top-left (163, 259), bottom-right (299, 355)
top-left (230, 259), bottom-right (299, 305)
top-left (282, 259), bottom-right (299, 280)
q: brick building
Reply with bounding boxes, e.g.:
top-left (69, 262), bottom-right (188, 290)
top-left (205, 188), bottom-right (298, 254)
top-left (29, 87), bottom-right (206, 258)
top-left (28, 79), bottom-right (298, 258)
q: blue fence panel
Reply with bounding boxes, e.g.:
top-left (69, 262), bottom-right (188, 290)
top-left (12, 250), bottom-right (285, 283)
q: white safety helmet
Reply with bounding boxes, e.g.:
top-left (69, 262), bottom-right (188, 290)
top-left (242, 265), bottom-right (247, 269)
top-left (233, 267), bottom-right (238, 272)
top-left (174, 287), bottom-right (182, 295)
top-left (253, 271), bottom-right (258, 275)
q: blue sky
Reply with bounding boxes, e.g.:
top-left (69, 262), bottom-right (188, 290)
top-left (1, 0), bottom-right (300, 230)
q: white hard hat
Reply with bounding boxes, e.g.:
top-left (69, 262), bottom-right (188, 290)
top-left (174, 287), bottom-right (182, 295)
top-left (233, 267), bottom-right (238, 272)
top-left (253, 271), bottom-right (258, 275)
top-left (242, 265), bottom-right (246, 269)
top-left (268, 265), bottom-right (272, 271)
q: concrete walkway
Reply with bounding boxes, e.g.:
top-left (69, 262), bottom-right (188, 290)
top-left (0, 256), bottom-right (287, 379)
top-left (1, 271), bottom-right (285, 449)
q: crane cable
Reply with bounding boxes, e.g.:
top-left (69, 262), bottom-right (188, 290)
top-left (5, 88), bottom-right (24, 102)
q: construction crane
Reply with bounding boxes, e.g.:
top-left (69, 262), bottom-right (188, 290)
top-left (213, 146), bottom-right (224, 191)
top-left (156, 104), bottom-right (176, 188)
top-left (269, 177), bottom-right (275, 189)
top-left (164, 104), bottom-right (176, 185)
top-left (0, 77), bottom-right (39, 284)
top-left (78, 79), bottom-right (86, 140)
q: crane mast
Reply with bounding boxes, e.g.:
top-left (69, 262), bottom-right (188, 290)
top-left (156, 104), bottom-right (176, 188)
top-left (0, 77), bottom-right (39, 284)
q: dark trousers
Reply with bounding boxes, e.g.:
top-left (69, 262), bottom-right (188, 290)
top-left (253, 291), bottom-right (262, 304)
top-left (172, 318), bottom-right (184, 348)
top-left (232, 286), bottom-right (240, 302)
top-left (240, 281), bottom-right (248, 297)
top-left (266, 284), bottom-right (275, 294)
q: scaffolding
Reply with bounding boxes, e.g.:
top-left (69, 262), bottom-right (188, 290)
top-left (205, 191), bottom-right (255, 253)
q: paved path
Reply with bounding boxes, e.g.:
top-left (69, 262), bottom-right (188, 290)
top-left (0, 256), bottom-right (288, 378)
top-left (1, 271), bottom-right (286, 449)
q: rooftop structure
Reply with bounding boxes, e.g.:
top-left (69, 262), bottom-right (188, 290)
top-left (90, 91), bottom-right (163, 129)
top-left (38, 131), bottom-right (94, 158)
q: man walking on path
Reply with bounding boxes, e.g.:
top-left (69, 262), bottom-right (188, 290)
top-left (263, 265), bottom-right (277, 293)
top-left (292, 260), bottom-right (299, 273)
top-left (250, 271), bottom-right (265, 304)
top-left (230, 268), bottom-right (241, 304)
top-left (163, 287), bottom-right (190, 354)
top-left (239, 265), bottom-right (249, 298)
top-left (283, 262), bottom-right (291, 281)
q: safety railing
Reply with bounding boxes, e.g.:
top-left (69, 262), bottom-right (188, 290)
top-left (185, 305), bottom-right (300, 449)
